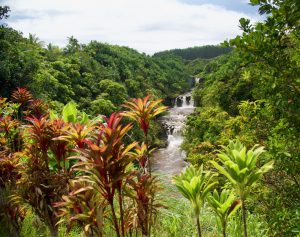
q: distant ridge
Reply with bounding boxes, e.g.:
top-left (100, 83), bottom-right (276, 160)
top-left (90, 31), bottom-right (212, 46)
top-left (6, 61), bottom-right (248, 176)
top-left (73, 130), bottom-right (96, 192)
top-left (153, 45), bottom-right (231, 60)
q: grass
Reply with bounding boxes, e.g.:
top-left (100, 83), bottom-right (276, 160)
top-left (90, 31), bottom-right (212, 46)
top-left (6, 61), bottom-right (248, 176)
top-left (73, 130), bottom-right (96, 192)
top-left (20, 212), bottom-right (82, 237)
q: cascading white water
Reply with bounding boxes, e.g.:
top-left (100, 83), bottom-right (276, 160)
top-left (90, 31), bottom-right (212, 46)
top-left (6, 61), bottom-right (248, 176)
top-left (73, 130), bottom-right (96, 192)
top-left (152, 92), bottom-right (195, 176)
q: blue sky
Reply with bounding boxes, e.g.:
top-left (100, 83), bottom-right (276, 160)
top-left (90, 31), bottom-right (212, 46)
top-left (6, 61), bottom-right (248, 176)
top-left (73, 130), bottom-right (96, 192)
top-left (2, 0), bottom-right (261, 54)
top-left (180, 0), bottom-right (258, 14)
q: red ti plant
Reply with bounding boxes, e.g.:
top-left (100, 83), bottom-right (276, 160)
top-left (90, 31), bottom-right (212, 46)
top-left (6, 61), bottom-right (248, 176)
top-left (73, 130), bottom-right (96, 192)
top-left (0, 151), bottom-right (24, 237)
top-left (0, 116), bottom-right (21, 152)
top-left (122, 96), bottom-right (167, 236)
top-left (55, 180), bottom-right (107, 237)
top-left (132, 143), bottom-right (154, 173)
top-left (58, 122), bottom-right (95, 149)
top-left (14, 115), bottom-right (75, 237)
top-left (133, 143), bottom-right (148, 170)
top-left (11, 87), bottom-right (33, 107)
top-left (25, 99), bottom-right (49, 119)
top-left (122, 95), bottom-right (167, 137)
top-left (0, 96), bottom-right (25, 236)
top-left (49, 119), bottom-right (71, 172)
top-left (122, 95), bottom-right (167, 174)
top-left (59, 112), bottom-right (136, 237)
top-left (11, 87), bottom-right (33, 121)
top-left (126, 171), bottom-right (162, 237)
top-left (25, 116), bottom-right (53, 169)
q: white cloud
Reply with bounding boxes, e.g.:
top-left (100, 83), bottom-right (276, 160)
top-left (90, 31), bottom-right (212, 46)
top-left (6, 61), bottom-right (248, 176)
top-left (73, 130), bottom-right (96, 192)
top-left (3, 0), bottom-right (259, 54)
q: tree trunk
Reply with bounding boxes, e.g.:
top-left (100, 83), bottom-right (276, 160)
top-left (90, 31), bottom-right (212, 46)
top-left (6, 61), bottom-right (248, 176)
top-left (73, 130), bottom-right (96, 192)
top-left (196, 216), bottom-right (202, 237)
top-left (241, 200), bottom-right (248, 237)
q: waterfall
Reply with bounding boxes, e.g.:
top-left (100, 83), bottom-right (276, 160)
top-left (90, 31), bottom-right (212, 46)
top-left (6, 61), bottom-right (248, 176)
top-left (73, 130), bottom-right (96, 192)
top-left (174, 93), bottom-right (194, 108)
top-left (152, 92), bottom-right (195, 176)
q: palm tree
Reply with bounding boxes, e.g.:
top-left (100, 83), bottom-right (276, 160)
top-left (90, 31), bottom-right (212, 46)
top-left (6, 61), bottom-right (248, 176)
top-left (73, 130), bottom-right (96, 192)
top-left (206, 189), bottom-right (241, 237)
top-left (211, 140), bottom-right (273, 237)
top-left (28, 33), bottom-right (45, 47)
top-left (173, 165), bottom-right (217, 237)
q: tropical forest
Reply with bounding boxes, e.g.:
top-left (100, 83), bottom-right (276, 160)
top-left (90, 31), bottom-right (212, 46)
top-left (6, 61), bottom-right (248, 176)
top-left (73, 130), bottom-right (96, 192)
top-left (0, 0), bottom-right (299, 236)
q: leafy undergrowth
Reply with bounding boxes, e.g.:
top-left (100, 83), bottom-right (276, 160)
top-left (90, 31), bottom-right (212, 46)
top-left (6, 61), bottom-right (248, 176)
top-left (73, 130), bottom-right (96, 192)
top-left (19, 195), bottom-right (270, 237)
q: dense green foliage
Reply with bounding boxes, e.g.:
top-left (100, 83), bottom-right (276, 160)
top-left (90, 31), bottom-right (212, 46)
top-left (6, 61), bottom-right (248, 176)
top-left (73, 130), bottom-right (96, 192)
top-left (154, 45), bottom-right (231, 60)
top-left (183, 0), bottom-right (300, 236)
top-left (0, 6), bottom-right (10, 20)
top-left (0, 29), bottom-right (190, 114)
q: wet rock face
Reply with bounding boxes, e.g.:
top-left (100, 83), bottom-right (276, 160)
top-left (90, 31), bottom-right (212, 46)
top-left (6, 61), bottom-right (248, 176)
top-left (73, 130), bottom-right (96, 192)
top-left (174, 93), bottom-right (194, 108)
top-left (186, 96), bottom-right (191, 105)
top-left (176, 96), bottom-right (183, 107)
top-left (163, 124), bottom-right (175, 135)
top-left (164, 97), bottom-right (176, 107)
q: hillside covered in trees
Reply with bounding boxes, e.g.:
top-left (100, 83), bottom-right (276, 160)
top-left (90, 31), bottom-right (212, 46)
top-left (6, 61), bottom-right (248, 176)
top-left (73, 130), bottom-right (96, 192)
top-left (0, 25), bottom-right (192, 115)
top-left (154, 45), bottom-right (231, 60)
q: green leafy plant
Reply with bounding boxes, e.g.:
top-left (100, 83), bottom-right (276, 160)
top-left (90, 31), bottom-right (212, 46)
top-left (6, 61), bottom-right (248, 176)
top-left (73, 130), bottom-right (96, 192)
top-left (211, 140), bottom-right (273, 237)
top-left (206, 189), bottom-right (241, 237)
top-left (62, 101), bottom-right (77, 123)
top-left (173, 165), bottom-right (217, 237)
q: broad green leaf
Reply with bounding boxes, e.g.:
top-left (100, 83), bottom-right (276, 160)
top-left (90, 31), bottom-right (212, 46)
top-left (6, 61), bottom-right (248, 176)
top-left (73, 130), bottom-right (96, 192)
top-left (63, 101), bottom-right (77, 123)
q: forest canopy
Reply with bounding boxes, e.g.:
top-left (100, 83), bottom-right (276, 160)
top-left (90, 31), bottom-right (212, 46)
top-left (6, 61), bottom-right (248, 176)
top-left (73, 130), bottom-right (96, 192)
top-left (0, 27), bottom-right (191, 114)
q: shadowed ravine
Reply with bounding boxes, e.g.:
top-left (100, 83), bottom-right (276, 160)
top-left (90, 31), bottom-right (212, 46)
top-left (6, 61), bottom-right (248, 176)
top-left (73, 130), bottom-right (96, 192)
top-left (152, 92), bottom-right (195, 177)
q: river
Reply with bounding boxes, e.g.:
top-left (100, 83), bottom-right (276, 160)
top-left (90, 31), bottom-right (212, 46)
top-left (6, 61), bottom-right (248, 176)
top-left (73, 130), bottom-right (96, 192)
top-left (152, 92), bottom-right (195, 177)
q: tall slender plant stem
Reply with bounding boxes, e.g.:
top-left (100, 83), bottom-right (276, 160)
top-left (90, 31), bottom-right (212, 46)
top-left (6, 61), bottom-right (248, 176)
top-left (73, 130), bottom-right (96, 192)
top-left (44, 199), bottom-right (58, 237)
top-left (48, 225), bottom-right (58, 237)
top-left (110, 201), bottom-right (121, 237)
top-left (118, 188), bottom-right (125, 237)
top-left (222, 221), bottom-right (227, 237)
top-left (148, 198), bottom-right (153, 237)
top-left (144, 134), bottom-right (151, 176)
top-left (196, 216), bottom-right (202, 237)
top-left (241, 199), bottom-right (248, 237)
top-left (144, 133), bottom-right (153, 237)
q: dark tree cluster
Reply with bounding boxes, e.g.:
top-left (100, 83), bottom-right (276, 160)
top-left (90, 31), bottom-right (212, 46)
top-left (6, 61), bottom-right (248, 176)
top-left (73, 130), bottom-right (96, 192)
top-left (154, 45), bottom-right (232, 60)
